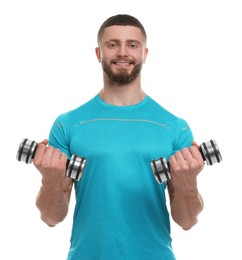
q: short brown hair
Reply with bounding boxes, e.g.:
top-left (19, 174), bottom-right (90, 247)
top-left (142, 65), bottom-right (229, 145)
top-left (97, 14), bottom-right (147, 44)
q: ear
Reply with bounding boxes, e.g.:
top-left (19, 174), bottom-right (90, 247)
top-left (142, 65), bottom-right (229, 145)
top-left (143, 48), bottom-right (149, 64)
top-left (95, 47), bottom-right (101, 63)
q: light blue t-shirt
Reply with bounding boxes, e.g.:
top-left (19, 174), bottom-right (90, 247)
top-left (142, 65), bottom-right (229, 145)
top-left (49, 94), bottom-right (193, 260)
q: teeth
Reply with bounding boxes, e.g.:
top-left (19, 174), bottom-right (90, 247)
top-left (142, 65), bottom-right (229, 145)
top-left (113, 61), bottom-right (131, 64)
top-left (115, 62), bottom-right (130, 65)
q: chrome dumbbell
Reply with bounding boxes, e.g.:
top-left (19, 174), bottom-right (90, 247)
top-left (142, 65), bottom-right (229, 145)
top-left (151, 140), bottom-right (222, 184)
top-left (16, 138), bottom-right (86, 181)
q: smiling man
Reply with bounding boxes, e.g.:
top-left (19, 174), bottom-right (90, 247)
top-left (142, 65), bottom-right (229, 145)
top-left (97, 24), bottom-right (147, 86)
top-left (34, 14), bottom-right (204, 260)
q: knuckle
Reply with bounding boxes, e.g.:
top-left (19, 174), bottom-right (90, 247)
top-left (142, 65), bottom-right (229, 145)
top-left (36, 159), bottom-right (50, 171)
top-left (172, 165), bottom-right (181, 172)
top-left (174, 151), bottom-right (181, 158)
top-left (181, 147), bottom-right (189, 153)
top-left (46, 146), bottom-right (54, 153)
top-left (53, 148), bottom-right (61, 157)
top-left (189, 146), bottom-right (196, 152)
top-left (180, 163), bottom-right (190, 172)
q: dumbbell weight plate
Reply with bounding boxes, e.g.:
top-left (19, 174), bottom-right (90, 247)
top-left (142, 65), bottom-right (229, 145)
top-left (16, 138), bottom-right (87, 181)
top-left (66, 155), bottom-right (87, 181)
top-left (16, 138), bottom-right (37, 164)
top-left (200, 140), bottom-right (222, 165)
top-left (151, 158), bottom-right (171, 184)
top-left (151, 140), bottom-right (222, 184)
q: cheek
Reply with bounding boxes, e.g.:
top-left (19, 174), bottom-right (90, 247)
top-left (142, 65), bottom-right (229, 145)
top-left (102, 54), bottom-right (117, 65)
top-left (132, 50), bottom-right (146, 62)
top-left (97, 48), bottom-right (110, 63)
top-left (99, 51), bottom-right (106, 62)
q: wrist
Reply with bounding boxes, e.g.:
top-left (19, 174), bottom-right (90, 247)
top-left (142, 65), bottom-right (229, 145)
top-left (41, 178), bottom-right (64, 192)
top-left (172, 181), bottom-right (199, 197)
top-left (172, 174), bottom-right (198, 189)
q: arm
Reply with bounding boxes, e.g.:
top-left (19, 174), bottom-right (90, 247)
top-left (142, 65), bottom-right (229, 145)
top-left (34, 140), bottom-right (73, 227)
top-left (167, 141), bottom-right (204, 230)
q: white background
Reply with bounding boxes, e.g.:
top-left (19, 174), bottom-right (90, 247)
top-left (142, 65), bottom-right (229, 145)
top-left (0, 0), bottom-right (241, 259)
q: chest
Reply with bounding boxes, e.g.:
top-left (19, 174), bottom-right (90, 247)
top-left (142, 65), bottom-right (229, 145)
top-left (69, 118), bottom-right (173, 161)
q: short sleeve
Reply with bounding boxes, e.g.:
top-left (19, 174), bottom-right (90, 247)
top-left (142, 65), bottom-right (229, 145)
top-left (171, 118), bottom-right (194, 155)
top-left (48, 113), bottom-right (71, 159)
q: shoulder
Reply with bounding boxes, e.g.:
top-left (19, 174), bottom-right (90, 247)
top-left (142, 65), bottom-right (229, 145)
top-left (54, 96), bottom-right (98, 124)
top-left (147, 96), bottom-right (189, 128)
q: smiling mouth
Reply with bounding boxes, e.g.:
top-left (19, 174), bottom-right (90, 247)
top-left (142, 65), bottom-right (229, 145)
top-left (112, 60), bottom-right (135, 66)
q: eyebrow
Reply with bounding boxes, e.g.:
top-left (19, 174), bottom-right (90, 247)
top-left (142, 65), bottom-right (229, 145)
top-left (105, 39), bottom-right (141, 45)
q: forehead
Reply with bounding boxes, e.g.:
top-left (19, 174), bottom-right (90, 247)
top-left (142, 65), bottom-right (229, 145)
top-left (100, 25), bottom-right (145, 43)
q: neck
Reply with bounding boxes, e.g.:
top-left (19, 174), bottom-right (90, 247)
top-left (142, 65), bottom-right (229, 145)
top-left (99, 78), bottom-right (146, 106)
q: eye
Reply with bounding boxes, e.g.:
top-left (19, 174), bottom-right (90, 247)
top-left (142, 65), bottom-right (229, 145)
top-left (129, 41), bottom-right (139, 49)
top-left (107, 42), bottom-right (117, 49)
top-left (130, 43), bottom-right (137, 48)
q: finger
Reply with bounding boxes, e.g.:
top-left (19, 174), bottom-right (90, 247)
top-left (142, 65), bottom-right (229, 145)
top-left (168, 155), bottom-right (176, 171)
top-left (191, 141), bottom-right (199, 149)
top-left (60, 152), bottom-right (67, 162)
top-left (169, 154), bottom-right (176, 166)
top-left (50, 149), bottom-right (67, 171)
top-left (51, 148), bottom-right (62, 161)
top-left (181, 147), bottom-right (193, 161)
top-left (174, 150), bottom-right (187, 164)
top-left (189, 145), bottom-right (204, 163)
top-left (42, 146), bottom-right (55, 161)
top-left (169, 151), bottom-right (185, 171)
top-left (38, 139), bottom-right (49, 146)
top-left (33, 142), bottom-right (48, 166)
top-left (60, 152), bottom-right (68, 169)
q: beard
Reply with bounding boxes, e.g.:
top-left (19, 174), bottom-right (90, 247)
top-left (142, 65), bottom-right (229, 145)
top-left (102, 59), bottom-right (142, 85)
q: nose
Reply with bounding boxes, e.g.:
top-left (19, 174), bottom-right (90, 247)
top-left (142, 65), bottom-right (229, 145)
top-left (117, 44), bottom-right (128, 57)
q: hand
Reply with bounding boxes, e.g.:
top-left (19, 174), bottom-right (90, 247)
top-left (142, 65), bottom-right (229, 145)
top-left (33, 139), bottom-right (68, 185)
top-left (169, 141), bottom-right (204, 190)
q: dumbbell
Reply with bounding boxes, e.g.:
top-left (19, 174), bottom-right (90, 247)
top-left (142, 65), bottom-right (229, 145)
top-left (151, 140), bottom-right (222, 184)
top-left (16, 138), bottom-right (87, 181)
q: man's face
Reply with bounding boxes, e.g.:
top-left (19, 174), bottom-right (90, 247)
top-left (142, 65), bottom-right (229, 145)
top-left (96, 25), bottom-right (148, 85)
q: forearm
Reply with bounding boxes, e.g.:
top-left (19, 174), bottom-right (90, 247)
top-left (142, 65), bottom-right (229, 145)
top-left (32, 142), bottom-right (73, 226)
top-left (36, 181), bottom-right (71, 227)
top-left (168, 143), bottom-right (205, 230)
top-left (169, 185), bottom-right (204, 230)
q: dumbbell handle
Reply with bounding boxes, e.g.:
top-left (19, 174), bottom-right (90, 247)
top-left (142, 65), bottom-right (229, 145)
top-left (151, 140), bottom-right (222, 184)
top-left (16, 138), bottom-right (86, 181)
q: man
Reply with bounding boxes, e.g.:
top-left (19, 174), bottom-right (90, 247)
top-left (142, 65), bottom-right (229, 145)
top-left (34, 14), bottom-right (204, 260)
